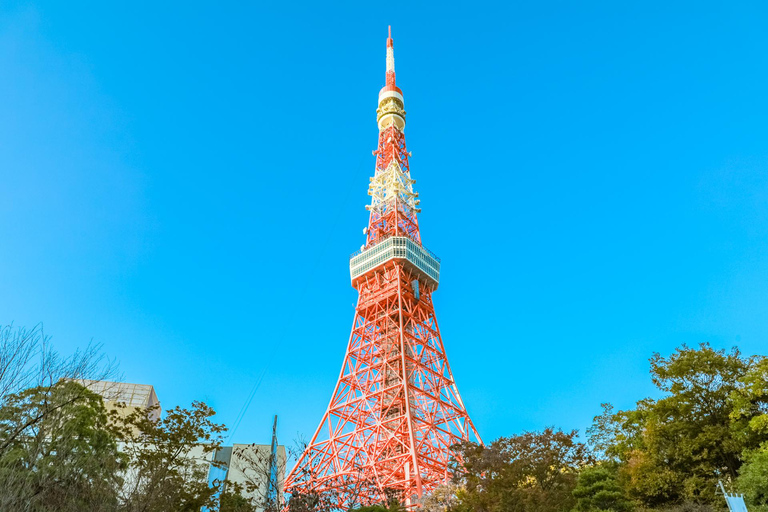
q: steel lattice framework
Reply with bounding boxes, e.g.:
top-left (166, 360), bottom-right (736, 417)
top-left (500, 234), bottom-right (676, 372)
top-left (285, 27), bottom-right (481, 508)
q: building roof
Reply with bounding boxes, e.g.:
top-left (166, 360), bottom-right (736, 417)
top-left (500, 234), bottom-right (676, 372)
top-left (78, 379), bottom-right (160, 409)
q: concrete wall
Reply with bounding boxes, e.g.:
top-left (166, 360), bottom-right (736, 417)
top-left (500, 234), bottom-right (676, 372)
top-left (215, 443), bottom-right (287, 510)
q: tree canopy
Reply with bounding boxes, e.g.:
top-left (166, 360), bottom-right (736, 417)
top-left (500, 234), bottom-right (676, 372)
top-left (586, 344), bottom-right (767, 506)
top-left (442, 343), bottom-right (768, 512)
top-left (452, 428), bottom-right (591, 512)
top-left (1, 323), bottom-right (767, 512)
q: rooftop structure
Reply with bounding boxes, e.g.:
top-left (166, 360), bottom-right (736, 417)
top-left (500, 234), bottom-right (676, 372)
top-left (78, 379), bottom-right (161, 421)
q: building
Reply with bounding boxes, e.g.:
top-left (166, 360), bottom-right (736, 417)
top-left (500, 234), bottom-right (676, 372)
top-left (81, 379), bottom-right (285, 510)
top-left (213, 442), bottom-right (287, 507)
top-left (79, 378), bottom-right (161, 421)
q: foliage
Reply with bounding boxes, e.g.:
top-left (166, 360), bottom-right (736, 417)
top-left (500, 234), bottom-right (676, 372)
top-left (587, 404), bottom-right (621, 461)
top-left (453, 428), bottom-right (592, 512)
top-left (571, 463), bottom-right (632, 512)
top-left (731, 358), bottom-right (768, 441)
top-left (0, 328), bottom-right (766, 512)
top-left (731, 358), bottom-right (768, 509)
top-left (116, 400), bottom-right (228, 512)
top-left (227, 442), bottom-right (287, 511)
top-left (0, 380), bottom-right (127, 511)
top-left (0, 326), bottom-right (285, 511)
top-left (350, 506), bottom-right (393, 512)
top-left (219, 482), bottom-right (260, 512)
top-left (420, 483), bottom-right (462, 512)
top-left (654, 502), bottom-right (716, 512)
top-left (348, 491), bottom-right (405, 512)
top-left (292, 486), bottom-right (403, 512)
top-left (287, 492), bottom-right (327, 512)
top-left (736, 444), bottom-right (768, 508)
top-left (587, 344), bottom-right (766, 507)
top-left (287, 489), bottom-right (366, 512)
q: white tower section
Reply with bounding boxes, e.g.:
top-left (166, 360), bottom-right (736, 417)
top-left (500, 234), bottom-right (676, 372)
top-left (365, 159), bottom-right (420, 214)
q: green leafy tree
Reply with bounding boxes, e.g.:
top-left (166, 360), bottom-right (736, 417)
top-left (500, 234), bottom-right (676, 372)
top-left (571, 464), bottom-right (632, 512)
top-left (348, 489), bottom-right (405, 512)
top-left (116, 400), bottom-right (228, 512)
top-left (0, 380), bottom-right (127, 511)
top-left (731, 358), bottom-right (768, 445)
top-left (453, 428), bottom-right (592, 512)
top-left (587, 403), bottom-right (649, 464)
top-left (736, 445), bottom-right (768, 509)
top-left (732, 358), bottom-right (768, 510)
top-left (588, 344), bottom-right (766, 507)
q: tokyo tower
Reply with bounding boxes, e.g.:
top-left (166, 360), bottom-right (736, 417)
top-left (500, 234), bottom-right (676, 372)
top-left (286, 27), bottom-right (481, 508)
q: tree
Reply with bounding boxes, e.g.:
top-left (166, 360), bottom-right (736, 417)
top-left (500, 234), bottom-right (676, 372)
top-left (453, 428), bottom-right (592, 512)
top-left (116, 401), bottom-right (228, 512)
top-left (0, 323), bottom-right (118, 405)
top-left (587, 344), bottom-right (766, 507)
top-left (218, 482), bottom-right (260, 512)
top-left (348, 489), bottom-right (405, 512)
top-left (0, 380), bottom-right (127, 511)
top-left (0, 324), bottom-right (40, 399)
top-left (420, 483), bottom-right (462, 512)
top-left (736, 445), bottom-right (768, 510)
top-left (0, 323), bottom-right (119, 459)
top-left (571, 464), bottom-right (632, 512)
top-left (732, 358), bottom-right (768, 510)
top-left (731, 357), bottom-right (768, 446)
top-left (350, 505), bottom-right (400, 512)
top-left (226, 442), bottom-right (287, 511)
top-left (0, 326), bottom-right (269, 511)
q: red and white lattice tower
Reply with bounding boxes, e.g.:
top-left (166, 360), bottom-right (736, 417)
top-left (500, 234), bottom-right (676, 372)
top-left (286, 27), bottom-right (481, 508)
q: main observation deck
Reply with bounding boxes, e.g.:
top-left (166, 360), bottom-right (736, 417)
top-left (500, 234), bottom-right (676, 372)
top-left (349, 236), bottom-right (440, 289)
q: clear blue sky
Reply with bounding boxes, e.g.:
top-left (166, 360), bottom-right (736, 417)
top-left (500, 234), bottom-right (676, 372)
top-left (1, 1), bottom-right (767, 447)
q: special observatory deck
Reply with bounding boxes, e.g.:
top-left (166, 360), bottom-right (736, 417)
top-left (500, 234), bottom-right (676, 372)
top-left (349, 236), bottom-right (440, 287)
